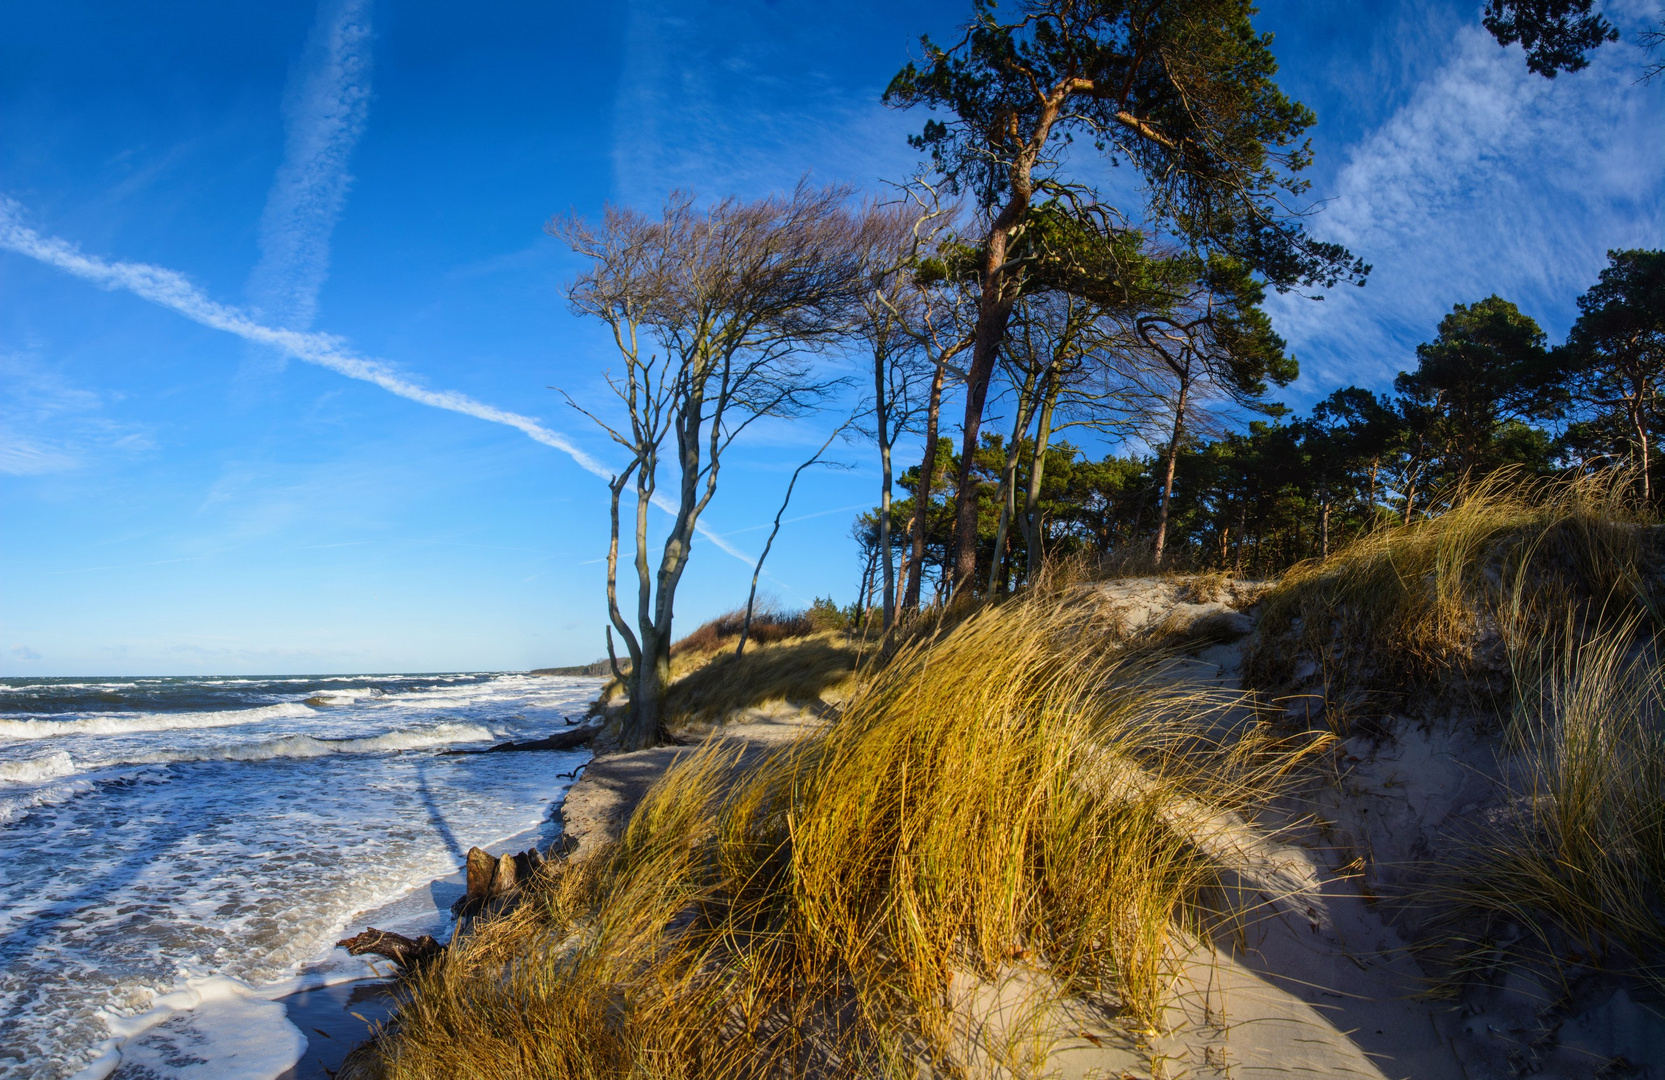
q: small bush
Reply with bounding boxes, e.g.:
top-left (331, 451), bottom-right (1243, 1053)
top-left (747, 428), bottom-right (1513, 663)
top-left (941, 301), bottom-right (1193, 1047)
top-left (806, 595), bottom-right (847, 632)
top-left (671, 608), bottom-right (816, 658)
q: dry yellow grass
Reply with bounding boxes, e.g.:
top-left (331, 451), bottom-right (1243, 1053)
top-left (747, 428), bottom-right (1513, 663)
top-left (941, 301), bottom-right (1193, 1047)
top-left (1244, 468), bottom-right (1661, 727)
top-left (372, 588), bottom-right (1326, 1079)
top-left (593, 611), bottom-right (857, 727)
top-left (1442, 612), bottom-right (1665, 992)
top-left (662, 630), bottom-right (857, 726)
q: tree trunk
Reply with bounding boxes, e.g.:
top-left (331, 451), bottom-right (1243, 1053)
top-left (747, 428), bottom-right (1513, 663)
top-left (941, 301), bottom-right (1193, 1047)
top-left (1320, 493), bottom-right (1331, 559)
top-left (878, 434), bottom-right (896, 629)
top-left (987, 365), bottom-right (1040, 593)
top-left (873, 347), bottom-right (896, 629)
top-left (1152, 382), bottom-right (1190, 567)
top-left (624, 626), bottom-right (668, 751)
top-left (1020, 373), bottom-right (1062, 584)
top-left (1233, 501), bottom-right (1247, 574)
top-left (904, 358), bottom-right (948, 613)
top-left (949, 211), bottom-right (1029, 597)
top-left (1632, 396), bottom-right (1651, 504)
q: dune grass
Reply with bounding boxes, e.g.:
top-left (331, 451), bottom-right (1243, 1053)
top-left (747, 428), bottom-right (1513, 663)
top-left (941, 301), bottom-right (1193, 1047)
top-left (1243, 469), bottom-right (1661, 727)
top-left (1440, 613), bottom-right (1665, 991)
top-left (373, 588), bottom-right (1325, 1079)
top-left (662, 630), bottom-right (858, 725)
top-left (594, 608), bottom-right (854, 724)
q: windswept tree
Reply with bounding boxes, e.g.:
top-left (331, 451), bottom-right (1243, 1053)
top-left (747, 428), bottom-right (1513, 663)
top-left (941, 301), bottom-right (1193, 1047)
top-left (994, 290), bottom-right (1137, 585)
top-left (1561, 249), bottom-right (1665, 500)
top-left (853, 201), bottom-right (954, 628)
top-left (885, 0), bottom-right (1367, 593)
top-left (899, 216), bottom-right (977, 614)
top-left (550, 187), bottom-right (867, 750)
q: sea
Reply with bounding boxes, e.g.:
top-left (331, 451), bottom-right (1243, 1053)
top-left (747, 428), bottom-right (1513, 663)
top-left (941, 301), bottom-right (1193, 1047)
top-left (0, 672), bottom-right (602, 1080)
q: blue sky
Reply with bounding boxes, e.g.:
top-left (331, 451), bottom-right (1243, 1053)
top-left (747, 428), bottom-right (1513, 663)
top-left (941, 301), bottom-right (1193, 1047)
top-left (1, 0), bottom-right (1661, 676)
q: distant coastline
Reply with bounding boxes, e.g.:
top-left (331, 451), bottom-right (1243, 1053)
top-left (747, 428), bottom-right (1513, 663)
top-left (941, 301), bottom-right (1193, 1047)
top-left (528, 660), bottom-right (611, 677)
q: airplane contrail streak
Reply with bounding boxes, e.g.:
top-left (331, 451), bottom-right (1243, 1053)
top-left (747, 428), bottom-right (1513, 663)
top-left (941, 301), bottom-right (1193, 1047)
top-left (0, 198), bottom-right (756, 564)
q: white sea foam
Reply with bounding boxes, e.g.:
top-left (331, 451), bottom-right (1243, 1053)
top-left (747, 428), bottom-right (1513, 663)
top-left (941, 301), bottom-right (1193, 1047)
top-left (0, 671), bottom-right (599, 1080)
top-left (0, 776), bottom-right (95, 824)
top-left (0, 751), bottom-right (75, 785)
top-left (0, 702), bottom-right (317, 740)
top-left (72, 975), bottom-right (305, 1080)
top-left (103, 722), bottom-right (496, 768)
top-left (303, 687), bottom-right (385, 705)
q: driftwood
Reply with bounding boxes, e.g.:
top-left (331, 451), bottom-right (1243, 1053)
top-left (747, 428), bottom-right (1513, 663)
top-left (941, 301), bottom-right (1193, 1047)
top-left (444, 724), bottom-right (598, 755)
top-left (336, 840), bottom-right (569, 982)
top-left (454, 843), bottom-right (556, 917)
top-left (336, 927), bottom-right (445, 970)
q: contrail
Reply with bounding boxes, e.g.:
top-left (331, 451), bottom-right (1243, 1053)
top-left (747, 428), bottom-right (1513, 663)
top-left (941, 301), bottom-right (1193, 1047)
top-left (0, 199), bottom-right (755, 564)
top-left (246, 0), bottom-right (373, 331)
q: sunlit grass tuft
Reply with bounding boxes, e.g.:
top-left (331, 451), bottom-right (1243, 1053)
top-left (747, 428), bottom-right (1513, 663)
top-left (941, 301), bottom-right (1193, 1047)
top-left (376, 588), bottom-right (1326, 1079)
top-left (1244, 468), bottom-right (1660, 727)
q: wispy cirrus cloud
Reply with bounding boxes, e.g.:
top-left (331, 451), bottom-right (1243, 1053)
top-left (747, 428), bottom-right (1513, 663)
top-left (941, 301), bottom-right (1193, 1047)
top-left (1269, 23), bottom-right (1665, 401)
top-left (246, 0), bottom-right (373, 332)
top-left (610, 0), bottom-right (923, 206)
top-left (0, 199), bottom-right (754, 563)
top-left (0, 353), bottom-right (152, 476)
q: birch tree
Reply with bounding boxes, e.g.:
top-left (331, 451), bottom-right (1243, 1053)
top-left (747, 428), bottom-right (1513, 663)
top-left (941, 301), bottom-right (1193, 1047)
top-left (550, 187), bottom-right (866, 750)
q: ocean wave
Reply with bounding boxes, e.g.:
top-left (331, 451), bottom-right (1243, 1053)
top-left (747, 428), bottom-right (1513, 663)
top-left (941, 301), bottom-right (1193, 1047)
top-left (303, 688), bottom-right (387, 706)
top-left (0, 751), bottom-right (76, 785)
top-left (0, 702), bottom-right (318, 741)
top-left (0, 777), bottom-right (95, 825)
top-left (106, 722), bottom-right (497, 767)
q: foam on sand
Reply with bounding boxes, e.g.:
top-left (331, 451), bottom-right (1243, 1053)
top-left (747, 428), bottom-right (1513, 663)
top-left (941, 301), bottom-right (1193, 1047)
top-left (71, 975), bottom-right (306, 1080)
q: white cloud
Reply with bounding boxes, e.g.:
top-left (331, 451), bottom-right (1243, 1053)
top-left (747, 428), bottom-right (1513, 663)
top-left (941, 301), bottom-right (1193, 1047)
top-left (0, 199), bottom-right (754, 564)
top-left (246, 0), bottom-right (374, 331)
top-left (0, 353), bottom-right (152, 475)
top-left (10, 645), bottom-right (41, 661)
top-left (0, 434), bottom-right (76, 476)
top-left (1268, 23), bottom-right (1665, 399)
top-left (611, 0), bottom-right (924, 206)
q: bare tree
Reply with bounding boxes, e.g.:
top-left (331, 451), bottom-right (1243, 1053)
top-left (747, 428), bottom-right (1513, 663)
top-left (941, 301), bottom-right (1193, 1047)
top-left (896, 199), bottom-right (977, 615)
top-left (550, 186), bottom-right (866, 750)
top-left (736, 415), bottom-right (855, 657)
top-left (1006, 292), bottom-right (1141, 583)
top-left (1114, 265), bottom-right (1294, 566)
top-left (852, 198), bottom-right (973, 628)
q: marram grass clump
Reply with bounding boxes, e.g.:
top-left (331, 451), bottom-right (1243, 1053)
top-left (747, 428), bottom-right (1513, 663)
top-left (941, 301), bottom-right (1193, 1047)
top-left (374, 590), bottom-right (1326, 1079)
top-left (1439, 612), bottom-right (1665, 992)
top-left (1244, 468), bottom-right (1661, 726)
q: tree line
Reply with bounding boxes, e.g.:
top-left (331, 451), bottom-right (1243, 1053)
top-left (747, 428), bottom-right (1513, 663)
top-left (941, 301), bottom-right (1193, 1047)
top-left (849, 253), bottom-right (1665, 600)
top-left (550, 0), bottom-right (1660, 750)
